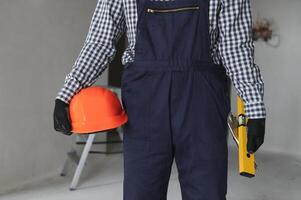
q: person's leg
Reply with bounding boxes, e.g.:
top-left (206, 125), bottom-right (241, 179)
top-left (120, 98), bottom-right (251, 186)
top-left (171, 70), bottom-right (229, 200)
top-left (122, 69), bottom-right (174, 200)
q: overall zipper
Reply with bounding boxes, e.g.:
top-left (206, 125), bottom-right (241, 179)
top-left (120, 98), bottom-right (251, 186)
top-left (146, 6), bottom-right (199, 13)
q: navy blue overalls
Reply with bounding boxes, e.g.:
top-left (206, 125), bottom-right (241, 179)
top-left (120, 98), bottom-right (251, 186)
top-left (121, 0), bottom-right (230, 199)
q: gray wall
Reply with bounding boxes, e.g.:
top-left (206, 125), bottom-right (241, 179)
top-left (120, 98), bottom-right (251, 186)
top-left (0, 0), bottom-right (108, 193)
top-left (250, 0), bottom-right (301, 156)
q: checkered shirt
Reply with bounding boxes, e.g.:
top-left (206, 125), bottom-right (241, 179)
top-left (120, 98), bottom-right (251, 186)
top-left (56, 0), bottom-right (266, 119)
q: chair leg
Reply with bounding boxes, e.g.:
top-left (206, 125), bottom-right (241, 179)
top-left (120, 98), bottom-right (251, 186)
top-left (69, 134), bottom-right (96, 191)
top-left (60, 149), bottom-right (80, 176)
top-left (60, 154), bottom-right (70, 177)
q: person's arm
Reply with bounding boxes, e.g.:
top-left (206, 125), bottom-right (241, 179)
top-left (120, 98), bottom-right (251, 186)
top-left (218, 0), bottom-right (266, 153)
top-left (56, 0), bottom-right (126, 104)
top-left (218, 0), bottom-right (266, 119)
top-left (53, 0), bottom-right (126, 135)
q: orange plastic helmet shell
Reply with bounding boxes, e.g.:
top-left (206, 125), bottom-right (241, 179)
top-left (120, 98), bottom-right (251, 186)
top-left (69, 86), bottom-right (128, 134)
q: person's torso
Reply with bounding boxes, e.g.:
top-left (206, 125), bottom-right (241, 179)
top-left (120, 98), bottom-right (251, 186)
top-left (121, 0), bottom-right (221, 66)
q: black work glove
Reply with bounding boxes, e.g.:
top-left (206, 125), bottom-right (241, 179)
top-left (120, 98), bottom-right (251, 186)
top-left (247, 118), bottom-right (266, 153)
top-left (53, 99), bottom-right (72, 135)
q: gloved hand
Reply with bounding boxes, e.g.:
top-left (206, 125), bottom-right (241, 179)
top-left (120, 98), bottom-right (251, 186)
top-left (247, 118), bottom-right (266, 153)
top-left (53, 99), bottom-right (72, 135)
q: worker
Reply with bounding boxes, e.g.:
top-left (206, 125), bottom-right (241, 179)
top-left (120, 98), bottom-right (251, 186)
top-left (53, 0), bottom-right (266, 199)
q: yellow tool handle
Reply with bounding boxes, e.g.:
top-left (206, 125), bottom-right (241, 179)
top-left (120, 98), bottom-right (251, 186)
top-left (237, 96), bottom-right (256, 177)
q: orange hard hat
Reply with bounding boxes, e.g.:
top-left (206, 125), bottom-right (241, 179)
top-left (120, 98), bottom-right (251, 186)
top-left (69, 86), bottom-right (128, 134)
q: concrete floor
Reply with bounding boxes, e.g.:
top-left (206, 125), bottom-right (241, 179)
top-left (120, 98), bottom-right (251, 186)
top-left (1, 146), bottom-right (301, 200)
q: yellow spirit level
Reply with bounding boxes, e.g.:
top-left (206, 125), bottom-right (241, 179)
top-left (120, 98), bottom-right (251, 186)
top-left (227, 96), bottom-right (256, 178)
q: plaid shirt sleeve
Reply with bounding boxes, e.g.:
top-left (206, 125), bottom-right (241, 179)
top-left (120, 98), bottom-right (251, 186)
top-left (218, 0), bottom-right (266, 119)
top-left (56, 0), bottom-right (126, 103)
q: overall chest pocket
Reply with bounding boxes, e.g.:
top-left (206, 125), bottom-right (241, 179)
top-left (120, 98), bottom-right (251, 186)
top-left (146, 5), bottom-right (199, 13)
top-left (136, 1), bottom-right (205, 61)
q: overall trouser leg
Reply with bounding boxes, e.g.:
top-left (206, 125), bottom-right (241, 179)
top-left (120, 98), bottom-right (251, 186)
top-left (122, 0), bottom-right (229, 199)
top-left (122, 70), bottom-right (174, 200)
top-left (170, 70), bottom-right (229, 200)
